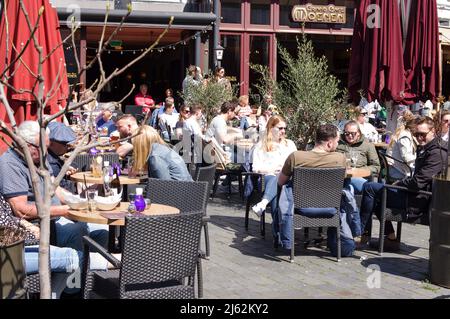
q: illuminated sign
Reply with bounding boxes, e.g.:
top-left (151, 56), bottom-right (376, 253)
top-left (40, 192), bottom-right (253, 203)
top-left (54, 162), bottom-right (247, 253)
top-left (292, 4), bottom-right (346, 24)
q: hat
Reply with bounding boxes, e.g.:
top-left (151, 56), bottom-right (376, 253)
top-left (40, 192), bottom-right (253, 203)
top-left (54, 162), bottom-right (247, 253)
top-left (48, 122), bottom-right (76, 144)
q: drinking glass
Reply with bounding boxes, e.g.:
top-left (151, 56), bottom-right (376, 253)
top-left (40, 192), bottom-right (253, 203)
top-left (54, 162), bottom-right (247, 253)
top-left (127, 193), bottom-right (136, 215)
top-left (350, 150), bottom-right (359, 168)
top-left (86, 190), bottom-right (97, 212)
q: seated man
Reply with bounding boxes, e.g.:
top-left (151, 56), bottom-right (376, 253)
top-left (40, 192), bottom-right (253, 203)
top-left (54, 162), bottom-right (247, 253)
top-left (96, 103), bottom-right (117, 136)
top-left (47, 122), bottom-right (78, 192)
top-left (277, 124), bottom-right (346, 249)
top-left (0, 121), bottom-right (108, 254)
top-left (114, 114), bottom-right (139, 158)
top-left (359, 116), bottom-right (448, 250)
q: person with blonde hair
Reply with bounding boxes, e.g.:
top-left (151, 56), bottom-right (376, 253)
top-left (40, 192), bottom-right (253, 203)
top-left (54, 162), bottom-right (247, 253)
top-left (132, 125), bottom-right (192, 181)
top-left (251, 115), bottom-right (297, 216)
top-left (386, 110), bottom-right (417, 179)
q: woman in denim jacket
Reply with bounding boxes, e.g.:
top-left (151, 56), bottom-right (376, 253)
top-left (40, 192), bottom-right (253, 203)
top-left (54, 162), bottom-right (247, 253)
top-left (132, 125), bottom-right (192, 181)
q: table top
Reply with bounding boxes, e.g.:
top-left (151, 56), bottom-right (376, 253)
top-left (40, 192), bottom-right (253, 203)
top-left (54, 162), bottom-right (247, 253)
top-left (346, 167), bottom-right (371, 178)
top-left (70, 172), bottom-right (146, 185)
top-left (67, 202), bottom-right (180, 226)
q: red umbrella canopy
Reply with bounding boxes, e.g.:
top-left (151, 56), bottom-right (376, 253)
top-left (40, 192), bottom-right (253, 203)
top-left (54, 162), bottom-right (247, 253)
top-left (403, 0), bottom-right (440, 103)
top-left (0, 0), bottom-right (69, 124)
top-left (348, 0), bottom-right (406, 104)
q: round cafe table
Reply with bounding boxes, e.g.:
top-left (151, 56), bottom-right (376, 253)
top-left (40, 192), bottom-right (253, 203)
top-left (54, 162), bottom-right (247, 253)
top-left (70, 171), bottom-right (146, 185)
top-left (67, 202), bottom-right (180, 226)
top-left (346, 167), bottom-right (371, 178)
top-left (68, 202), bottom-right (179, 252)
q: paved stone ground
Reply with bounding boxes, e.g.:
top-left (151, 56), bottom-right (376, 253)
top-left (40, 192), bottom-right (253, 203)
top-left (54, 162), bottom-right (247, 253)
top-left (201, 188), bottom-right (450, 299)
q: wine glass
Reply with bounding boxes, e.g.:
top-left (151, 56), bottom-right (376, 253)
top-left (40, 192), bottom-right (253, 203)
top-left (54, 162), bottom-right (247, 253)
top-left (350, 150), bottom-right (359, 168)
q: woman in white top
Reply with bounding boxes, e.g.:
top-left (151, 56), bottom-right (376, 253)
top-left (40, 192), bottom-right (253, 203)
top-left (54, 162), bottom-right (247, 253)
top-left (386, 111), bottom-right (417, 179)
top-left (251, 115), bottom-right (297, 216)
top-left (435, 109), bottom-right (450, 142)
top-left (355, 106), bottom-right (378, 142)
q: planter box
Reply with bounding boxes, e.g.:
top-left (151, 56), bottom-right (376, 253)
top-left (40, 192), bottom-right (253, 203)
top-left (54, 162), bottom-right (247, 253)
top-left (0, 240), bottom-right (26, 299)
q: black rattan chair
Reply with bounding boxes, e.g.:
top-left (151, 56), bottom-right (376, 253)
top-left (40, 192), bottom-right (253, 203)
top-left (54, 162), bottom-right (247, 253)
top-left (377, 151), bottom-right (412, 184)
top-left (194, 164), bottom-right (217, 198)
top-left (83, 211), bottom-right (203, 299)
top-left (370, 184), bottom-right (432, 255)
top-left (144, 178), bottom-right (209, 297)
top-left (242, 171), bottom-right (268, 237)
top-left (289, 167), bottom-right (346, 262)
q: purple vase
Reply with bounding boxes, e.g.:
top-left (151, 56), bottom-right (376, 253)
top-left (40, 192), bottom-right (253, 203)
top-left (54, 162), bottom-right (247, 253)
top-left (134, 194), bottom-right (146, 212)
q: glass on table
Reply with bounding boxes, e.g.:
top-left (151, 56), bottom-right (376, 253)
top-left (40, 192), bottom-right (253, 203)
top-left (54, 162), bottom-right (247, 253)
top-left (86, 189), bottom-right (97, 212)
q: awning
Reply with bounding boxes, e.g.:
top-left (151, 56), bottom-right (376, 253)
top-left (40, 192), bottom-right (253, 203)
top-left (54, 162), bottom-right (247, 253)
top-left (57, 8), bottom-right (216, 30)
top-left (440, 27), bottom-right (450, 46)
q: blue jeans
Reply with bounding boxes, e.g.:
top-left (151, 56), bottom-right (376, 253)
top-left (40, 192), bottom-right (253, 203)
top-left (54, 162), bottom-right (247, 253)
top-left (360, 182), bottom-right (407, 234)
top-left (346, 177), bottom-right (368, 194)
top-left (56, 217), bottom-right (108, 251)
top-left (25, 245), bottom-right (81, 274)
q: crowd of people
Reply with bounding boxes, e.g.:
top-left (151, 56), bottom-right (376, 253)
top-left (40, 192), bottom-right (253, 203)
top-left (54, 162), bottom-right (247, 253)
top-left (0, 62), bottom-right (449, 298)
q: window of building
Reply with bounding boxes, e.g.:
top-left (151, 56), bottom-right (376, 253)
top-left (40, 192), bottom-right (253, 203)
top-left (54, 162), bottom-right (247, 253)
top-left (221, 34), bottom-right (241, 91)
top-left (250, 0), bottom-right (271, 25)
top-left (221, 0), bottom-right (242, 24)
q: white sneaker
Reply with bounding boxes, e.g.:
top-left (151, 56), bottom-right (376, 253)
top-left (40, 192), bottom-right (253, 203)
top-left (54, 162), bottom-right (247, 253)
top-left (251, 202), bottom-right (266, 218)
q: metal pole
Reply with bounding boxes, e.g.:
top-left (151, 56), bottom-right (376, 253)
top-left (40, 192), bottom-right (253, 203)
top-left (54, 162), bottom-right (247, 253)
top-left (213, 0), bottom-right (220, 68)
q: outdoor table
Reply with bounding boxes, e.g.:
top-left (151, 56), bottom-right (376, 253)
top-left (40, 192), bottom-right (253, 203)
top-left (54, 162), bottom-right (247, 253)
top-left (67, 202), bottom-right (180, 252)
top-left (70, 171), bottom-right (146, 185)
top-left (67, 202), bottom-right (179, 226)
top-left (346, 167), bottom-right (371, 178)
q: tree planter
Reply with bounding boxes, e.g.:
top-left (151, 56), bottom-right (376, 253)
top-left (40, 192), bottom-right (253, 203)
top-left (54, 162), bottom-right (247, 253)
top-left (429, 177), bottom-right (450, 288)
top-left (0, 239), bottom-right (26, 299)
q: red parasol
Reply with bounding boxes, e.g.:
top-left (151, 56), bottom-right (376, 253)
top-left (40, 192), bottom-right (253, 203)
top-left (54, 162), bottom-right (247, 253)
top-left (349, 0), bottom-right (406, 104)
top-left (0, 0), bottom-right (69, 152)
top-left (403, 0), bottom-right (440, 103)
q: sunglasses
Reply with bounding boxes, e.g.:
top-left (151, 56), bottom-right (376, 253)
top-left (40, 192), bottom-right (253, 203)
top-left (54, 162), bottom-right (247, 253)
top-left (182, 109), bottom-right (191, 113)
top-left (344, 131), bottom-right (358, 137)
top-left (414, 130), bottom-right (431, 139)
top-left (276, 126), bottom-right (287, 131)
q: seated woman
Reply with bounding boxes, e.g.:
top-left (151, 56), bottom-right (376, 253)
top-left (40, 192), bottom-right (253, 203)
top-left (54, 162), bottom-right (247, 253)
top-left (336, 120), bottom-right (380, 194)
top-left (251, 115), bottom-right (297, 216)
top-left (386, 110), bottom-right (417, 179)
top-left (132, 125), bottom-right (193, 181)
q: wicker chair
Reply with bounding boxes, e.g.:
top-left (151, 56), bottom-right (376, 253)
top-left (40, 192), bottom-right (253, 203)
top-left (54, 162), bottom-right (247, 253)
top-left (242, 171), bottom-right (268, 237)
top-left (377, 151), bottom-right (412, 184)
top-left (370, 184), bottom-right (432, 255)
top-left (289, 167), bottom-right (346, 262)
top-left (194, 164), bottom-right (217, 198)
top-left (83, 211), bottom-right (203, 299)
top-left (144, 178), bottom-right (209, 297)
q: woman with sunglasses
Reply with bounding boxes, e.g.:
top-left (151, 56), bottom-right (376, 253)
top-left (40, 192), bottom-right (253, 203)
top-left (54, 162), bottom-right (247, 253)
top-left (386, 111), bottom-right (417, 179)
top-left (251, 115), bottom-right (297, 216)
top-left (174, 105), bottom-right (192, 140)
top-left (336, 120), bottom-right (380, 194)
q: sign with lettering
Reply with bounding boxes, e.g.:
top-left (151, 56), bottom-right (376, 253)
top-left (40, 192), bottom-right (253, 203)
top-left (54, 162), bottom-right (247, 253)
top-left (291, 4), bottom-right (346, 24)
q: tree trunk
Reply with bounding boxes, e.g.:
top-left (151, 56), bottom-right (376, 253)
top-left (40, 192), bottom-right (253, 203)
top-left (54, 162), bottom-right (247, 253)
top-left (37, 176), bottom-right (52, 299)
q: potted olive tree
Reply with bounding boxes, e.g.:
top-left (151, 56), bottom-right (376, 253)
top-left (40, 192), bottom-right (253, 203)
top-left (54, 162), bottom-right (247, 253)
top-left (250, 34), bottom-right (347, 150)
top-left (0, 226), bottom-right (27, 299)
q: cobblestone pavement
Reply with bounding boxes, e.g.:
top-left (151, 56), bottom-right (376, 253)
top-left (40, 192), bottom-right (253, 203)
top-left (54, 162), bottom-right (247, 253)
top-left (201, 190), bottom-right (450, 299)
